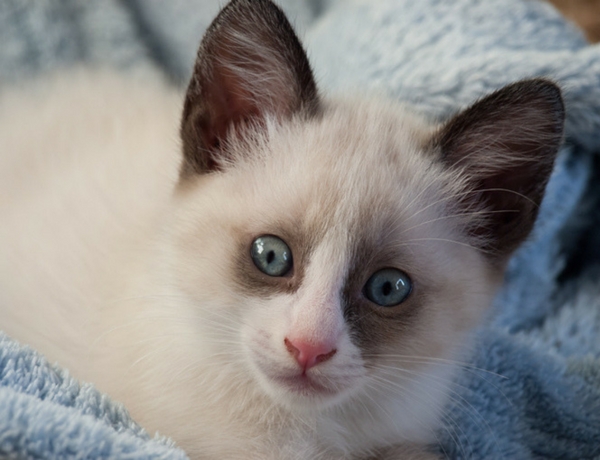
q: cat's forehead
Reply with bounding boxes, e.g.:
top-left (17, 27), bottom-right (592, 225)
top-left (239, 100), bottom-right (451, 240)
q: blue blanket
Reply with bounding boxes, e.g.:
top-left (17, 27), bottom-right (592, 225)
top-left (1, 1), bottom-right (600, 458)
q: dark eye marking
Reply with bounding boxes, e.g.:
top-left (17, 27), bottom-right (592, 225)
top-left (250, 235), bottom-right (293, 277)
top-left (363, 268), bottom-right (412, 307)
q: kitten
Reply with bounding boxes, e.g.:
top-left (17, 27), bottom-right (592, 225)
top-left (0, 0), bottom-right (564, 459)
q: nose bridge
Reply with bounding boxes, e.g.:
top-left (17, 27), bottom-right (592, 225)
top-left (290, 287), bottom-right (341, 343)
top-left (288, 241), bottom-right (346, 344)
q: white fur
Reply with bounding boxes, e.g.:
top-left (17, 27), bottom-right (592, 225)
top-left (0, 70), bottom-right (498, 460)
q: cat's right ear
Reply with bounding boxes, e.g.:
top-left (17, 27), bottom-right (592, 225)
top-left (434, 79), bottom-right (564, 262)
top-left (179, 0), bottom-right (319, 178)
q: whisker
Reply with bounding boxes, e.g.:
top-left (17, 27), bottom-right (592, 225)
top-left (401, 237), bottom-right (490, 253)
top-left (165, 353), bottom-right (247, 386)
top-left (92, 316), bottom-right (241, 348)
top-left (364, 353), bottom-right (513, 409)
top-left (399, 184), bottom-right (536, 237)
top-left (399, 178), bottom-right (440, 220)
top-left (398, 185), bottom-right (492, 225)
top-left (374, 365), bottom-right (500, 453)
top-left (363, 353), bottom-right (508, 379)
top-left (400, 209), bottom-right (517, 235)
top-left (377, 375), bottom-right (472, 459)
top-left (129, 341), bottom-right (174, 370)
top-left (367, 374), bottom-right (468, 458)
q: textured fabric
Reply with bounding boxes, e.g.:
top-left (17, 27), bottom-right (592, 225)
top-left (0, 334), bottom-right (188, 459)
top-left (1, 0), bottom-right (600, 458)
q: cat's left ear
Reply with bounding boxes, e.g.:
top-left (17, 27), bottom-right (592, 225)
top-left (180, 0), bottom-right (319, 178)
top-left (436, 79), bottom-right (565, 261)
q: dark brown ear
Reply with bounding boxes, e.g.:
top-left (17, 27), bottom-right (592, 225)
top-left (436, 79), bottom-right (565, 261)
top-left (180, 0), bottom-right (319, 178)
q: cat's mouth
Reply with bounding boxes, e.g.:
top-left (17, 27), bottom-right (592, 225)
top-left (251, 355), bottom-right (349, 401)
top-left (274, 372), bottom-right (339, 397)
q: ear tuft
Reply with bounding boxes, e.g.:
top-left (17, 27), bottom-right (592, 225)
top-left (436, 79), bottom-right (565, 261)
top-left (180, 0), bottom-right (319, 178)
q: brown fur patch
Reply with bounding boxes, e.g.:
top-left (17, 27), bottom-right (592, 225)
top-left (340, 217), bottom-right (427, 355)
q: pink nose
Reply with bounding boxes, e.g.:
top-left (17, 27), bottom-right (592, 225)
top-left (284, 337), bottom-right (337, 371)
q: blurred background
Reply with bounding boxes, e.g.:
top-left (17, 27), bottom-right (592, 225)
top-left (550, 0), bottom-right (600, 41)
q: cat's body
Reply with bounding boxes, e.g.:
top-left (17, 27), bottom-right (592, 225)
top-left (0, 1), bottom-right (565, 459)
top-left (0, 70), bottom-right (181, 376)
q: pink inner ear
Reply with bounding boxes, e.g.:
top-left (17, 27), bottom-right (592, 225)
top-left (203, 62), bottom-right (262, 150)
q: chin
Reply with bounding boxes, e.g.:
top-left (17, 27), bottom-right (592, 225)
top-left (250, 362), bottom-right (363, 412)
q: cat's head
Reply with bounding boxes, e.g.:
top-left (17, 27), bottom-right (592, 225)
top-left (166, 0), bottom-right (563, 423)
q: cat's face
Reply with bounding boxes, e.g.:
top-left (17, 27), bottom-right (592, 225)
top-left (163, 0), bottom-right (563, 423)
top-left (168, 99), bottom-right (499, 412)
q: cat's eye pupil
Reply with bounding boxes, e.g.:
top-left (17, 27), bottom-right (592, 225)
top-left (382, 282), bottom-right (392, 297)
top-left (364, 268), bottom-right (412, 307)
top-left (251, 236), bottom-right (293, 277)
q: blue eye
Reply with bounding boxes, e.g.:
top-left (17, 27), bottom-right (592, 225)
top-left (251, 236), bottom-right (293, 277)
top-left (364, 268), bottom-right (412, 307)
